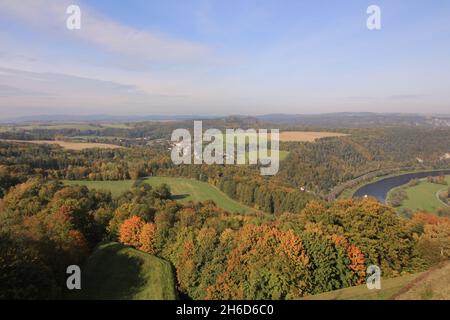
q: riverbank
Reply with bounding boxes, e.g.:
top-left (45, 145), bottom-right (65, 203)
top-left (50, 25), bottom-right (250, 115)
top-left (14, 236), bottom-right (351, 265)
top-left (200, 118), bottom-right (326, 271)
top-left (353, 169), bottom-right (450, 204)
top-left (338, 168), bottom-right (450, 200)
top-left (386, 176), bottom-right (449, 215)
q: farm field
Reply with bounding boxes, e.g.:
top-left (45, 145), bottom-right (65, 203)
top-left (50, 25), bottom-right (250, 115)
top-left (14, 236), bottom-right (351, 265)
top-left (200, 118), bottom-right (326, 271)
top-left (73, 242), bottom-right (177, 300)
top-left (279, 131), bottom-right (348, 142)
top-left (0, 139), bottom-right (123, 150)
top-left (214, 130), bottom-right (347, 142)
top-left (388, 176), bottom-right (450, 213)
top-left (64, 176), bottom-right (251, 213)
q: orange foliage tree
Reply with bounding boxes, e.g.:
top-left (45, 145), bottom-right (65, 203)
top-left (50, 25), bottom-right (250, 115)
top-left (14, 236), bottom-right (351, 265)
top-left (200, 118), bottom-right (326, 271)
top-left (139, 223), bottom-right (157, 254)
top-left (347, 244), bottom-right (366, 284)
top-left (119, 216), bottom-right (145, 248)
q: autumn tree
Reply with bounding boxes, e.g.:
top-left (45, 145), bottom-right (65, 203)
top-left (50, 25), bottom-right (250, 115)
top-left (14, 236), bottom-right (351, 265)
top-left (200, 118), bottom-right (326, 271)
top-left (206, 224), bottom-right (311, 300)
top-left (412, 213), bottom-right (450, 266)
top-left (303, 198), bottom-right (416, 276)
top-left (139, 223), bottom-right (157, 254)
top-left (119, 216), bottom-right (145, 248)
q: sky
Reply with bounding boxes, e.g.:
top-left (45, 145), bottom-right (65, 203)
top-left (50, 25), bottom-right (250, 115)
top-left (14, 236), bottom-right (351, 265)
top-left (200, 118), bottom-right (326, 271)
top-left (0, 0), bottom-right (450, 118)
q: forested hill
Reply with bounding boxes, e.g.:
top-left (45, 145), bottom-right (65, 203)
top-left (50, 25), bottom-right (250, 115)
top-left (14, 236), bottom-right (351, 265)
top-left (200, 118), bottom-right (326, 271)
top-left (279, 127), bottom-right (450, 195)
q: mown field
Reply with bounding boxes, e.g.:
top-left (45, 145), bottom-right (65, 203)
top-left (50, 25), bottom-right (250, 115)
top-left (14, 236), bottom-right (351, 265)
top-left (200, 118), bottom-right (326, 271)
top-left (1, 139), bottom-right (123, 150)
top-left (388, 176), bottom-right (450, 213)
top-left (73, 242), bottom-right (177, 300)
top-left (64, 176), bottom-right (251, 213)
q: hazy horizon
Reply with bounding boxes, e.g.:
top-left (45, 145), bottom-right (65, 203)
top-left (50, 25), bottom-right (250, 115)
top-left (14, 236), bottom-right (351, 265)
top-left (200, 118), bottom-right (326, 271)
top-left (2, 111), bottom-right (450, 123)
top-left (1, 0), bottom-right (450, 117)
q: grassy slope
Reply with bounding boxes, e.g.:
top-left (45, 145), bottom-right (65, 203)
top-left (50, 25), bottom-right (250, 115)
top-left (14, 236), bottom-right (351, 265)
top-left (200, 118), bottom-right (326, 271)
top-left (393, 262), bottom-right (450, 300)
top-left (75, 242), bottom-right (177, 300)
top-left (388, 176), bottom-right (450, 213)
top-left (301, 272), bottom-right (423, 300)
top-left (302, 261), bottom-right (450, 300)
top-left (64, 176), bottom-right (251, 213)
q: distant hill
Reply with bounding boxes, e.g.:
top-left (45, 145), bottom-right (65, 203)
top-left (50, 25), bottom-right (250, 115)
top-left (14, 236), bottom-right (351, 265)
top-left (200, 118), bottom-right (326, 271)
top-left (0, 114), bottom-right (217, 124)
top-left (73, 242), bottom-right (177, 300)
top-left (255, 112), bottom-right (450, 127)
top-left (2, 112), bottom-right (450, 128)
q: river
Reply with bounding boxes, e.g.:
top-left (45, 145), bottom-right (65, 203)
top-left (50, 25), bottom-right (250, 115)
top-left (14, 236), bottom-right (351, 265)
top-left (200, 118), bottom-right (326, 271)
top-left (353, 169), bottom-right (450, 203)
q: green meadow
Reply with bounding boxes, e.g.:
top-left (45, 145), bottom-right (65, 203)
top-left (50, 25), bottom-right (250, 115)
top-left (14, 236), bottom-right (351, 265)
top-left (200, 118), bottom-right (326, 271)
top-left (387, 175), bottom-right (450, 214)
top-left (64, 176), bottom-right (251, 213)
top-left (74, 242), bottom-right (177, 300)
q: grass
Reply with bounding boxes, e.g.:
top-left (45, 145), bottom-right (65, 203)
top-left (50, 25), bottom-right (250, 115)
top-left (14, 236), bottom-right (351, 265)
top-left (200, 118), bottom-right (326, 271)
top-left (301, 272), bottom-right (423, 300)
top-left (73, 242), bottom-right (177, 300)
top-left (64, 176), bottom-right (252, 213)
top-left (394, 262), bottom-right (450, 300)
top-left (64, 180), bottom-right (135, 197)
top-left (245, 149), bottom-right (289, 161)
top-left (387, 176), bottom-right (450, 214)
top-left (279, 150), bottom-right (289, 161)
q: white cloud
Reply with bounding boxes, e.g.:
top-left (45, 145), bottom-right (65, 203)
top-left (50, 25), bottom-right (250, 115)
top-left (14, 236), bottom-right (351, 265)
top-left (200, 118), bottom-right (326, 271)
top-left (0, 67), bottom-right (193, 115)
top-left (0, 0), bottom-right (211, 64)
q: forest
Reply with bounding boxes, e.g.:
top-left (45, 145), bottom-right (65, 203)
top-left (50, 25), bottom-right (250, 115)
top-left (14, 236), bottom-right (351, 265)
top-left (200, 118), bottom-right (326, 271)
top-left (1, 121), bottom-right (449, 299)
top-left (1, 176), bottom-right (448, 299)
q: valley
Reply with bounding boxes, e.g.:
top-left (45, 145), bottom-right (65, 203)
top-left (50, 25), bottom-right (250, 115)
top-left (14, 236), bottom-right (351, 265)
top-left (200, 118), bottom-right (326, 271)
top-left (1, 114), bottom-right (449, 301)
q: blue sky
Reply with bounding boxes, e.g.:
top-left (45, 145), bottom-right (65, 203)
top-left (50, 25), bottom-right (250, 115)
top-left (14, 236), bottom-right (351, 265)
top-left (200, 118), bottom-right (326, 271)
top-left (0, 0), bottom-right (449, 118)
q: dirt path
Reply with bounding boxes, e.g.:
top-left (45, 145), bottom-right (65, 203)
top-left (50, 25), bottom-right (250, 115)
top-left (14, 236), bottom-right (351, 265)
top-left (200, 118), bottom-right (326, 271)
top-left (435, 189), bottom-right (449, 207)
